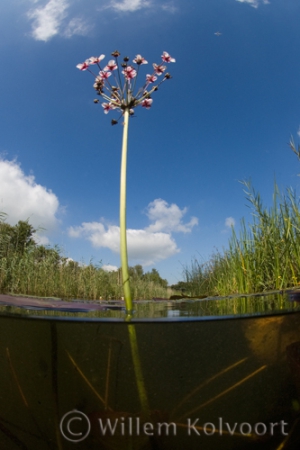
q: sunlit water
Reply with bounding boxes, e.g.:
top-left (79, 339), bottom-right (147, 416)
top-left (0, 291), bottom-right (300, 449)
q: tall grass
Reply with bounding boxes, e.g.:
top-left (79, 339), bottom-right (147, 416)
top-left (184, 180), bottom-right (300, 296)
top-left (0, 214), bottom-right (174, 300)
top-left (0, 251), bottom-right (173, 300)
top-left (0, 248), bottom-right (173, 301)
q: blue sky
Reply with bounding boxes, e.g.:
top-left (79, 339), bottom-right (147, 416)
top-left (1, 0), bottom-right (300, 285)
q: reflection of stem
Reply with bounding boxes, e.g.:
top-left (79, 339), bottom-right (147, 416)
top-left (177, 365), bottom-right (267, 422)
top-left (66, 351), bottom-right (113, 411)
top-left (171, 357), bottom-right (248, 418)
top-left (120, 108), bottom-right (133, 313)
top-left (50, 323), bottom-right (63, 450)
top-left (128, 324), bottom-right (150, 416)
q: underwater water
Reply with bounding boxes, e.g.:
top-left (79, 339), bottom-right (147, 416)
top-left (0, 292), bottom-right (300, 449)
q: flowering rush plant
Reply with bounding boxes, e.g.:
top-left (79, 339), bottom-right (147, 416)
top-left (77, 50), bottom-right (175, 124)
top-left (77, 51), bottom-right (175, 314)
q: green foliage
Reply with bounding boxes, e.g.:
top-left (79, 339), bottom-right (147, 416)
top-left (183, 179), bottom-right (300, 297)
top-left (0, 215), bottom-right (173, 300)
top-left (141, 268), bottom-right (168, 288)
top-left (0, 218), bottom-right (36, 257)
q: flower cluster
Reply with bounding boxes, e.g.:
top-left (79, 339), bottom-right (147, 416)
top-left (76, 51), bottom-right (175, 124)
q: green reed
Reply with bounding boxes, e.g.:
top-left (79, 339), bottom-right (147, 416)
top-left (184, 180), bottom-right (300, 297)
top-left (0, 250), bottom-right (173, 300)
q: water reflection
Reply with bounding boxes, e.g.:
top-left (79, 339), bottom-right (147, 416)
top-left (0, 291), bottom-right (299, 321)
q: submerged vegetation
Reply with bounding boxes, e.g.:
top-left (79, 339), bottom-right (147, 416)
top-left (0, 214), bottom-right (171, 300)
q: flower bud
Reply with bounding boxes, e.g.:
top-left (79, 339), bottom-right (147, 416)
top-left (111, 119), bottom-right (118, 125)
top-left (123, 56), bottom-right (129, 62)
top-left (164, 73), bottom-right (171, 79)
top-left (111, 50), bottom-right (120, 57)
top-left (94, 99), bottom-right (99, 103)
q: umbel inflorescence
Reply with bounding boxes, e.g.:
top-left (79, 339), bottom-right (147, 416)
top-left (76, 51), bottom-right (175, 125)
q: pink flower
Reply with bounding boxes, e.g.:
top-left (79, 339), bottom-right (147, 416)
top-left (104, 60), bottom-right (118, 71)
top-left (89, 55), bottom-right (105, 65)
top-left (141, 98), bottom-right (153, 109)
top-left (122, 66), bottom-right (137, 80)
top-left (76, 60), bottom-right (90, 71)
top-left (102, 103), bottom-right (115, 114)
top-left (153, 64), bottom-right (166, 75)
top-left (161, 51), bottom-right (176, 63)
top-left (99, 70), bottom-right (111, 79)
top-left (77, 50), bottom-right (174, 122)
top-left (133, 55), bottom-right (148, 65)
top-left (146, 74), bottom-right (157, 84)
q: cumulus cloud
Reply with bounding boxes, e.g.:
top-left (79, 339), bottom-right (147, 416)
top-left (102, 264), bottom-right (119, 272)
top-left (68, 199), bottom-right (197, 266)
top-left (221, 216), bottom-right (236, 234)
top-left (33, 234), bottom-right (51, 246)
top-left (235, 0), bottom-right (270, 8)
top-left (0, 158), bottom-right (59, 235)
top-left (68, 222), bottom-right (179, 266)
top-left (110, 0), bottom-right (151, 12)
top-left (145, 199), bottom-right (198, 233)
top-left (225, 217), bottom-right (235, 228)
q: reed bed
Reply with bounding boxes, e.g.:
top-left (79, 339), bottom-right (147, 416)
top-left (0, 252), bottom-right (173, 300)
top-left (183, 180), bottom-right (300, 297)
top-left (0, 248), bottom-right (173, 302)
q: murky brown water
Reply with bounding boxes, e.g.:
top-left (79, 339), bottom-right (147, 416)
top-left (0, 292), bottom-right (300, 449)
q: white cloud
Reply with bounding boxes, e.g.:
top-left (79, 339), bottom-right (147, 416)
top-left (27, 0), bottom-right (69, 41)
top-left (27, 0), bottom-right (90, 41)
top-left (110, 0), bottom-right (151, 12)
top-left (33, 234), bottom-right (51, 245)
top-left (27, 0), bottom-right (177, 41)
top-left (63, 17), bottom-right (91, 38)
top-left (102, 264), bottom-right (118, 272)
top-left (68, 198), bottom-right (197, 265)
top-left (145, 199), bottom-right (198, 233)
top-left (235, 0), bottom-right (270, 8)
top-left (161, 2), bottom-right (178, 13)
top-left (68, 222), bottom-right (179, 266)
top-left (0, 158), bottom-right (59, 235)
top-left (225, 217), bottom-right (235, 228)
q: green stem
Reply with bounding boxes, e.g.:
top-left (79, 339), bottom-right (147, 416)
top-left (120, 109), bottom-right (133, 313)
